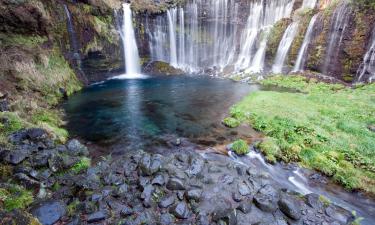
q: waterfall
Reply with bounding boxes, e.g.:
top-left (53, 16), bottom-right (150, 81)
top-left (63, 5), bottom-right (80, 61)
top-left (293, 14), bottom-right (319, 72)
top-left (301, 0), bottom-right (317, 9)
top-left (356, 26), bottom-right (375, 82)
top-left (272, 22), bottom-right (299, 73)
top-left (322, 1), bottom-right (351, 75)
top-left (146, 0), bottom-right (295, 74)
top-left (115, 3), bottom-right (143, 79)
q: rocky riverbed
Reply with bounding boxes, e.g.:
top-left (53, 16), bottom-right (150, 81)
top-left (0, 128), bottom-right (356, 225)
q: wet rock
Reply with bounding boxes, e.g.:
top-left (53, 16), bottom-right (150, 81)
top-left (211, 196), bottom-right (234, 221)
top-left (237, 202), bottom-right (252, 214)
top-left (140, 153), bottom-right (162, 176)
top-left (30, 200), bottom-right (66, 225)
top-left (120, 205), bottom-right (134, 217)
top-left (309, 173), bottom-right (328, 184)
top-left (0, 99), bottom-right (9, 112)
top-left (141, 184), bottom-right (155, 208)
top-left (87, 211), bottom-right (106, 223)
top-left (187, 155), bottom-right (204, 176)
top-left (220, 174), bottom-right (234, 184)
top-left (253, 185), bottom-right (279, 212)
top-left (170, 202), bottom-right (190, 219)
top-left (278, 194), bottom-right (301, 220)
top-left (305, 193), bottom-right (323, 209)
top-left (159, 195), bottom-right (175, 208)
top-left (175, 153), bottom-right (189, 162)
top-left (186, 189), bottom-right (202, 202)
top-left (238, 181), bottom-right (251, 196)
top-left (151, 174), bottom-right (165, 185)
top-left (160, 213), bottom-right (175, 224)
top-left (26, 128), bottom-right (48, 142)
top-left (66, 139), bottom-right (89, 156)
top-left (14, 173), bottom-right (40, 188)
top-left (166, 178), bottom-right (185, 190)
top-left (232, 192), bottom-right (243, 202)
top-left (31, 150), bottom-right (51, 167)
top-left (325, 205), bottom-right (355, 224)
top-left (143, 61), bottom-right (184, 76)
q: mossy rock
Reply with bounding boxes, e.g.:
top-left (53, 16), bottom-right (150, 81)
top-left (223, 117), bottom-right (240, 128)
top-left (231, 139), bottom-right (249, 155)
top-left (143, 61), bottom-right (184, 76)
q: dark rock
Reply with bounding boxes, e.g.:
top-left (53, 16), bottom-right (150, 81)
top-left (187, 156), bottom-right (204, 176)
top-left (176, 191), bottom-right (185, 200)
top-left (305, 193), bottom-right (323, 209)
top-left (143, 61), bottom-right (184, 76)
top-left (151, 174), bottom-right (165, 185)
top-left (0, 99), bottom-right (9, 112)
top-left (166, 178), bottom-right (185, 190)
top-left (31, 150), bottom-right (51, 167)
top-left (14, 173), bottom-right (40, 188)
top-left (160, 213), bottom-right (175, 224)
top-left (211, 196), bottom-right (234, 221)
top-left (140, 153), bottom-right (162, 176)
top-left (141, 184), bottom-right (155, 208)
top-left (175, 153), bottom-right (189, 162)
top-left (197, 214), bottom-right (210, 225)
top-left (30, 200), bottom-right (66, 225)
top-left (237, 202), bottom-right (252, 214)
top-left (26, 128), bottom-right (48, 141)
top-left (278, 194), bottom-right (301, 220)
top-left (186, 189), bottom-right (202, 202)
top-left (66, 139), bottom-right (89, 156)
top-left (368, 125), bottom-right (375, 132)
top-left (232, 192), bottom-right (243, 202)
top-left (159, 195), bottom-right (175, 208)
top-left (120, 205), bottom-right (134, 217)
top-left (170, 202), bottom-right (190, 219)
top-left (87, 211), bottom-right (106, 223)
top-left (4, 150), bottom-right (28, 165)
top-left (8, 130), bottom-right (28, 144)
top-left (253, 185), bottom-right (279, 212)
top-left (325, 205), bottom-right (355, 224)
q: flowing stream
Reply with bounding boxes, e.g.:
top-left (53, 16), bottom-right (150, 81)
top-left (293, 14), bottom-right (319, 72)
top-left (357, 26), bottom-right (375, 82)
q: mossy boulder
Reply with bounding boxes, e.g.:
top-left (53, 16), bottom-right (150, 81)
top-left (231, 139), bottom-right (249, 155)
top-left (143, 61), bottom-right (184, 76)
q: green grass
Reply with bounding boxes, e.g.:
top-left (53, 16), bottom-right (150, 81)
top-left (232, 139), bottom-right (249, 155)
top-left (70, 157), bottom-right (91, 174)
top-left (0, 185), bottom-right (34, 211)
top-left (223, 117), bottom-right (241, 128)
top-left (226, 75), bottom-right (375, 193)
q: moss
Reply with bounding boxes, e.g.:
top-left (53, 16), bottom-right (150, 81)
top-left (0, 185), bottom-right (33, 211)
top-left (70, 157), bottom-right (91, 174)
top-left (319, 195), bottom-right (331, 207)
top-left (228, 75), bottom-right (375, 194)
top-left (266, 19), bottom-right (292, 62)
top-left (223, 117), bottom-right (240, 128)
top-left (232, 139), bottom-right (249, 155)
top-left (67, 199), bottom-right (80, 216)
top-left (0, 165), bottom-right (13, 181)
top-left (257, 138), bottom-right (280, 163)
top-left (0, 34), bottom-right (47, 48)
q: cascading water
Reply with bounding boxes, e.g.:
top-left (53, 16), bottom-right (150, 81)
top-left (64, 5), bottom-right (80, 61)
top-left (146, 0), bottom-right (295, 74)
top-left (356, 26), bottom-right (375, 82)
top-left (114, 3), bottom-right (144, 79)
top-left (272, 22), bottom-right (299, 73)
top-left (292, 14), bottom-right (319, 72)
top-left (301, 0), bottom-right (317, 9)
top-left (322, 1), bottom-right (351, 75)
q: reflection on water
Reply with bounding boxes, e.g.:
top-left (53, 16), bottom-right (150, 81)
top-left (64, 75), bottom-right (259, 151)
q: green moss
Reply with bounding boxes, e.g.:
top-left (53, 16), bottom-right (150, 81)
top-left (319, 195), bottom-right (331, 207)
top-left (67, 200), bottom-right (80, 216)
top-left (0, 33), bottom-right (47, 48)
top-left (0, 185), bottom-right (33, 211)
top-left (232, 139), bottom-right (249, 155)
top-left (267, 19), bottom-right (291, 61)
top-left (228, 75), bottom-right (375, 194)
top-left (70, 157), bottom-right (91, 174)
top-left (223, 117), bottom-right (240, 128)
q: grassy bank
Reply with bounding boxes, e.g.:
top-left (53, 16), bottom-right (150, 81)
top-left (224, 75), bottom-right (375, 194)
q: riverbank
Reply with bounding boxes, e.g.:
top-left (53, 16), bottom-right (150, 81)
top-left (224, 75), bottom-right (375, 195)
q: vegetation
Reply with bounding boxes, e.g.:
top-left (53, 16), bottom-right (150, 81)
top-left (223, 117), bottom-right (240, 128)
top-left (0, 185), bottom-right (33, 211)
top-left (70, 157), bottom-right (91, 174)
top-left (231, 139), bottom-right (249, 155)
top-left (226, 75), bottom-right (375, 193)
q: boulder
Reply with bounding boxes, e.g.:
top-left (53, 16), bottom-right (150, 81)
top-left (3, 150), bottom-right (29, 165)
top-left (253, 185), bottom-right (279, 212)
top-left (166, 178), bottom-right (185, 190)
top-left (87, 211), bottom-right (106, 223)
top-left (140, 153), bottom-right (162, 176)
top-left (30, 200), bottom-right (66, 225)
top-left (159, 195), bottom-right (175, 208)
top-left (170, 202), bottom-right (190, 219)
top-left (143, 61), bottom-right (184, 76)
top-left (66, 139), bottom-right (89, 156)
top-left (0, 99), bottom-right (9, 112)
top-left (186, 189), bottom-right (202, 202)
top-left (278, 194), bottom-right (301, 220)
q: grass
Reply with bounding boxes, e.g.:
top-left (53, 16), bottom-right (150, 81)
top-left (226, 75), bottom-right (375, 194)
top-left (0, 185), bottom-right (33, 211)
top-left (223, 117), bottom-right (241, 128)
top-left (232, 139), bottom-right (249, 155)
top-left (70, 157), bottom-right (91, 174)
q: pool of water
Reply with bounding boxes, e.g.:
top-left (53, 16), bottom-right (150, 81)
top-left (63, 75), bottom-right (259, 153)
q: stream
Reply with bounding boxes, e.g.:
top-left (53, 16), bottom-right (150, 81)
top-left (64, 75), bottom-right (375, 224)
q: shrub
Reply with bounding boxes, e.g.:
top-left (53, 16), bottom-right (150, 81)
top-left (223, 117), bottom-right (240, 128)
top-left (232, 139), bottom-right (249, 155)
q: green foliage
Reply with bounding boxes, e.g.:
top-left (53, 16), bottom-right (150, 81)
top-left (67, 199), bottom-right (80, 216)
top-left (0, 185), bottom-right (33, 211)
top-left (232, 139), bottom-right (249, 155)
top-left (351, 0), bottom-right (375, 10)
top-left (70, 157), bottom-right (91, 174)
top-left (31, 109), bottom-right (68, 143)
top-left (0, 33), bottom-right (47, 48)
top-left (229, 75), bottom-right (375, 194)
top-left (223, 117), bottom-right (240, 128)
top-left (0, 112), bottom-right (25, 146)
top-left (319, 195), bottom-right (331, 207)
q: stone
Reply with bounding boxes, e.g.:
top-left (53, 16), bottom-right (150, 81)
top-left (26, 128), bottom-right (48, 141)
top-left (66, 139), bottom-right (89, 156)
top-left (141, 184), bottom-right (155, 208)
top-left (170, 202), bottom-right (190, 219)
top-left (253, 185), bottom-right (279, 212)
top-left (187, 156), bottom-right (204, 176)
top-left (232, 192), bottom-right (243, 202)
top-left (238, 182), bottom-right (251, 196)
top-left (120, 205), bottom-right (134, 217)
top-left (211, 196), bottom-right (234, 222)
top-left (14, 173), bottom-right (40, 188)
top-left (305, 193), bottom-right (323, 209)
top-left (140, 153), bottom-right (162, 175)
top-left (151, 174), bottom-right (165, 185)
top-left (175, 153), bottom-right (188, 162)
top-left (31, 151), bottom-right (51, 167)
top-left (278, 194), bottom-right (301, 220)
top-left (160, 213), bottom-right (175, 224)
top-left (237, 202), bottom-right (252, 214)
top-left (368, 124), bottom-right (375, 132)
top-left (0, 99), bottom-right (9, 112)
top-left (87, 211), bottom-right (106, 223)
top-left (30, 200), bottom-right (66, 225)
top-left (186, 189), bottom-right (202, 202)
top-left (4, 150), bottom-right (28, 165)
top-left (159, 195), bottom-right (175, 208)
top-left (166, 178), bottom-right (185, 190)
